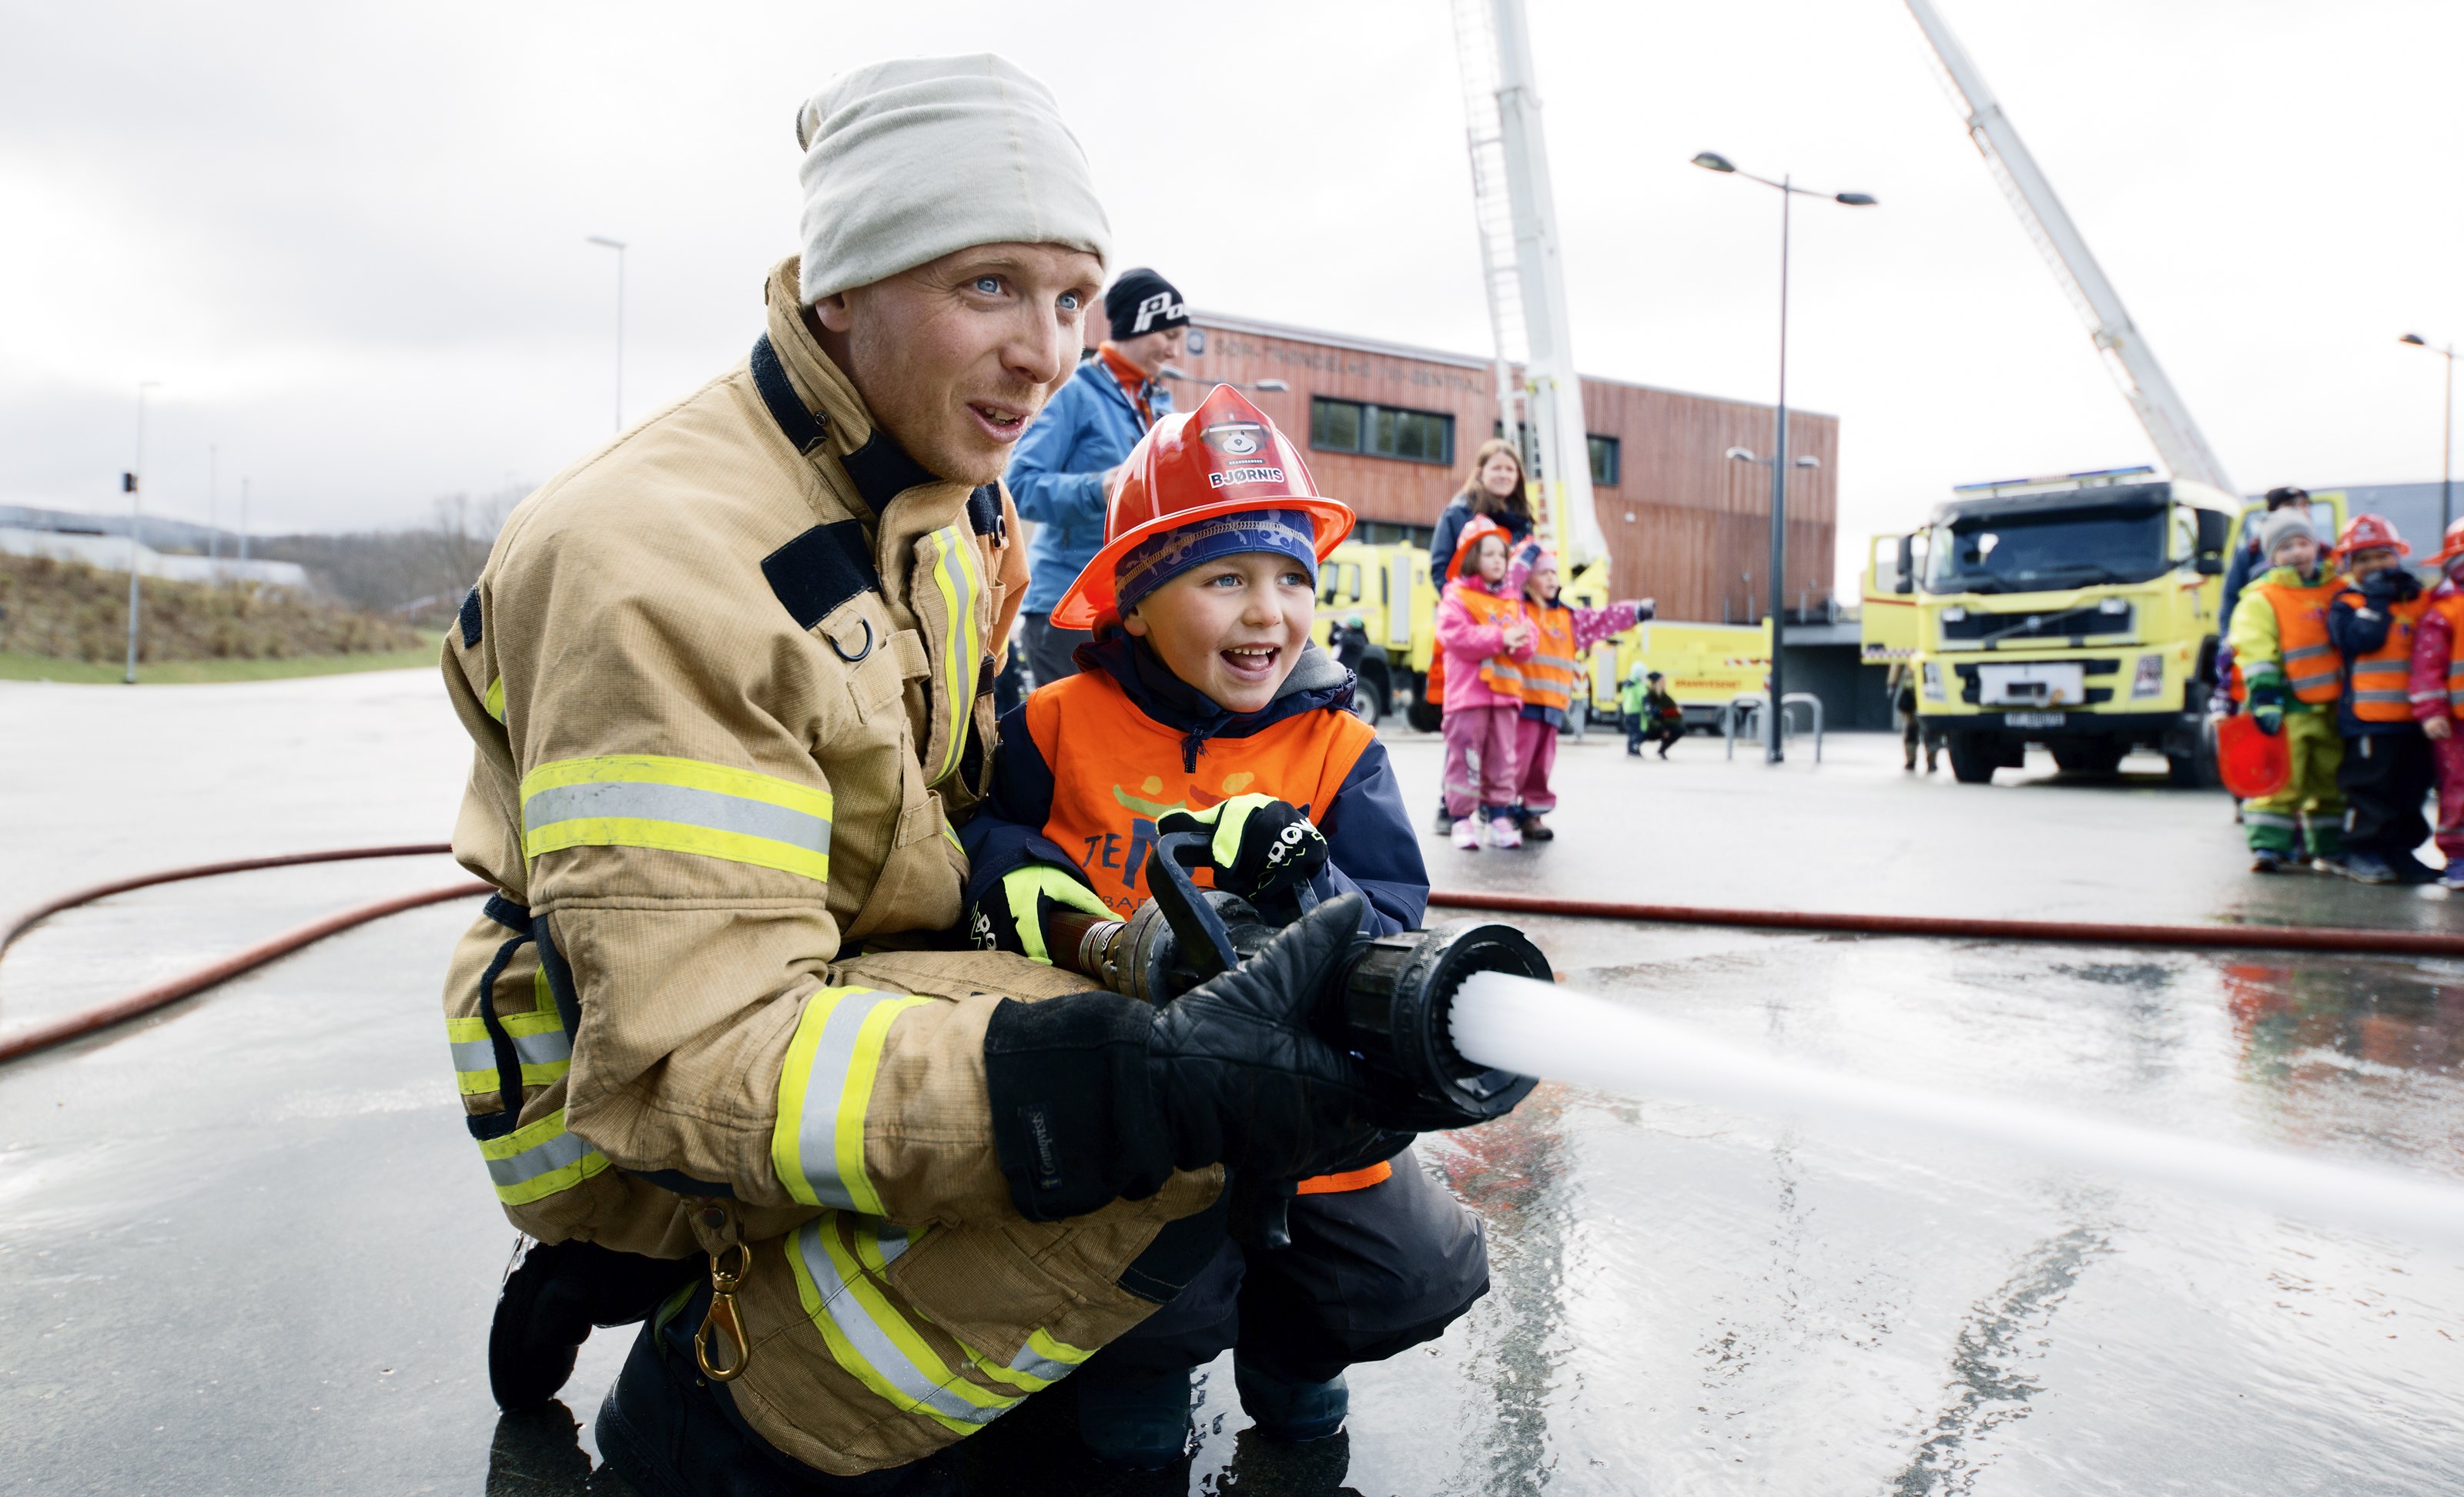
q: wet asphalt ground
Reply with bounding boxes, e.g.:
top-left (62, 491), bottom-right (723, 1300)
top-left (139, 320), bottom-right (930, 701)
top-left (2, 672), bottom-right (2459, 1495)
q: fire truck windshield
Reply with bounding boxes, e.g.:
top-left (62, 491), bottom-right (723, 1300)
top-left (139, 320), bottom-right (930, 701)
top-left (1922, 503), bottom-right (2171, 595)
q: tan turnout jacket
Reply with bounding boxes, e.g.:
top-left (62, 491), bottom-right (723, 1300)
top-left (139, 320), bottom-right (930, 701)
top-left (439, 256), bottom-right (1220, 1474)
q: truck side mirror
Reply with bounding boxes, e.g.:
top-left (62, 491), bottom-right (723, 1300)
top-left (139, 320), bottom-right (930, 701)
top-left (2193, 507), bottom-right (2230, 574)
top-left (1893, 535), bottom-right (1915, 594)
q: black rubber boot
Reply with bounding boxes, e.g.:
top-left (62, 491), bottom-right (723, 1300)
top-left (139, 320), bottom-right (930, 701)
top-left (489, 1237), bottom-right (699, 1411)
top-left (1232, 1356), bottom-right (1348, 1444)
top-left (1073, 1370), bottom-right (1195, 1470)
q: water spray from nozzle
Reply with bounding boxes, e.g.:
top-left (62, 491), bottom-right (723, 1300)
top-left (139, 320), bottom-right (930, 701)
top-left (1448, 973), bottom-right (2464, 1247)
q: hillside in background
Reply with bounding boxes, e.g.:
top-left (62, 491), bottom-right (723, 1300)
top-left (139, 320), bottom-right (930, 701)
top-left (3, 491), bottom-right (512, 628)
top-left (0, 553), bottom-right (424, 665)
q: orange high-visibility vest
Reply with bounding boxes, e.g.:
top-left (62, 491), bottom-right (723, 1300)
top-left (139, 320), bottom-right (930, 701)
top-left (1019, 669), bottom-right (1375, 918)
top-left (2431, 591), bottom-right (2464, 716)
top-left (2251, 577), bottom-right (2342, 704)
top-left (1448, 584), bottom-right (1528, 698)
top-left (2332, 582), bottom-right (2428, 722)
top-left (1019, 668), bottom-right (1384, 1193)
top-left (1518, 601), bottom-right (1578, 713)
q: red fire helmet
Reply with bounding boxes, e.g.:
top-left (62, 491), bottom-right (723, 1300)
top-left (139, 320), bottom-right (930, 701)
top-left (2329, 512), bottom-right (2409, 561)
top-left (2428, 517), bottom-right (2464, 569)
top-left (1048, 384), bottom-right (1356, 629)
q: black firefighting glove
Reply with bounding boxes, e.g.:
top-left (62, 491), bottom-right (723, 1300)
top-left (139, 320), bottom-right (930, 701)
top-left (1156, 793), bottom-right (1329, 905)
top-left (2358, 568), bottom-right (2414, 604)
top-left (968, 863), bottom-right (1113, 966)
top-left (2246, 675), bottom-right (2286, 735)
top-left (982, 893), bottom-right (1386, 1223)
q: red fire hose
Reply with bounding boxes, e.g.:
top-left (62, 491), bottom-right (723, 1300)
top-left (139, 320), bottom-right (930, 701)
top-left (1, 842), bottom-right (456, 956)
top-left (0, 882), bottom-right (488, 1065)
top-left (1428, 890), bottom-right (2464, 959)
top-left (5, 840), bottom-right (2458, 1070)
top-left (0, 842), bottom-right (470, 1067)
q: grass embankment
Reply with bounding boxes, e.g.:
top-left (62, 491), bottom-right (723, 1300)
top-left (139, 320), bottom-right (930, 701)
top-left (0, 553), bottom-right (437, 684)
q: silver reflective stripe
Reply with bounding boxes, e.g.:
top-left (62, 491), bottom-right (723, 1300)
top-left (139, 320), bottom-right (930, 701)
top-left (450, 1028), bottom-right (571, 1076)
top-left (1009, 1341), bottom-right (1077, 1383)
top-left (2284, 645), bottom-right (2331, 661)
top-left (1529, 654), bottom-right (1579, 671)
top-left (487, 1126), bottom-right (594, 1189)
top-left (789, 992), bottom-right (907, 1211)
top-left (875, 1224), bottom-right (910, 1264)
top-left (2243, 811), bottom-right (2297, 828)
top-left (791, 1223), bottom-right (1005, 1427)
top-left (523, 781), bottom-right (829, 854)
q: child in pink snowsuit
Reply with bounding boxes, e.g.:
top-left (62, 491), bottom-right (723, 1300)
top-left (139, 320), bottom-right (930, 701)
top-left (1510, 544), bottom-right (1651, 840)
top-left (1435, 517), bottom-right (1534, 849)
top-left (2408, 520), bottom-right (2464, 886)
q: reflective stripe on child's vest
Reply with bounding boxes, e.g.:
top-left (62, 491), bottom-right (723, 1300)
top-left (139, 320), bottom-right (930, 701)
top-left (2255, 578), bottom-right (2342, 704)
top-left (2433, 591), bottom-right (2464, 715)
top-left (1020, 670), bottom-right (1374, 918)
top-left (1450, 585), bottom-right (1529, 698)
top-left (1518, 603), bottom-right (1578, 713)
top-left (2333, 586), bottom-right (2428, 722)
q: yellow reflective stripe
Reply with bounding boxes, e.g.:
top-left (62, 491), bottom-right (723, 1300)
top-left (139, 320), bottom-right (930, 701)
top-left (928, 527), bottom-right (983, 785)
top-left (784, 1215), bottom-right (1019, 1434)
top-left (941, 820), bottom-right (963, 853)
top-left (483, 676), bottom-right (506, 722)
top-left (773, 988), bottom-right (932, 1213)
top-left (477, 1107), bottom-right (610, 1205)
top-left (520, 755), bottom-right (832, 882)
top-left (446, 1009), bottom-right (572, 1095)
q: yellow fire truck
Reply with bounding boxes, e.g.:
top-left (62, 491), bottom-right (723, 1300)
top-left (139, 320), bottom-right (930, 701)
top-left (1860, 468), bottom-right (2345, 785)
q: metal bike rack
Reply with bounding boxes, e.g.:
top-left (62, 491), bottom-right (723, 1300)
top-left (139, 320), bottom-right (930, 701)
top-left (1724, 692), bottom-right (1825, 762)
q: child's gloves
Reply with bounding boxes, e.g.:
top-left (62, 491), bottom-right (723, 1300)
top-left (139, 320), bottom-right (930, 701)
top-left (1157, 793), bottom-right (1329, 903)
top-left (970, 864), bottom-right (1113, 965)
top-left (2246, 676), bottom-right (2285, 735)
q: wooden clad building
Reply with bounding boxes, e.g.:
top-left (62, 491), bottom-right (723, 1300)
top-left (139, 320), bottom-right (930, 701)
top-left (1152, 312), bottom-right (1839, 623)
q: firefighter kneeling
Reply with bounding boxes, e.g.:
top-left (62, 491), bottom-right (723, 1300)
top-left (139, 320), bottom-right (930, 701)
top-left (444, 55), bottom-right (1503, 1495)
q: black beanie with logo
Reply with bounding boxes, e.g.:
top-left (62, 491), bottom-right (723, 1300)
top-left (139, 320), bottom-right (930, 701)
top-left (1105, 267), bottom-right (1189, 342)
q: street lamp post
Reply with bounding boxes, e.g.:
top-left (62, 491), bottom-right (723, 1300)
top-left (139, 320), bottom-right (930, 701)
top-left (2400, 333), bottom-right (2456, 536)
top-left (1693, 152), bottom-right (1875, 762)
top-left (123, 380), bottom-right (160, 685)
top-left (587, 236), bottom-right (628, 435)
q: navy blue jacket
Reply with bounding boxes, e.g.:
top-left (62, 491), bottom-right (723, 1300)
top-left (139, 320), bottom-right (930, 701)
top-left (960, 633), bottom-right (1427, 936)
top-left (1004, 357), bottom-right (1170, 613)
top-left (2326, 569), bottom-right (2426, 736)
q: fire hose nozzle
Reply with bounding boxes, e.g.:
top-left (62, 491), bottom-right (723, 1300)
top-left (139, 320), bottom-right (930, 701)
top-left (1043, 829), bottom-right (1545, 1131)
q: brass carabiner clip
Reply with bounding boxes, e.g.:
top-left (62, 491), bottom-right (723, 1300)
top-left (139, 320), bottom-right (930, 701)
top-left (695, 1242), bottom-right (752, 1382)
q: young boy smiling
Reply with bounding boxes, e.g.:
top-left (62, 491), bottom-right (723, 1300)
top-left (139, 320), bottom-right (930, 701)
top-left (957, 386), bottom-right (1485, 1469)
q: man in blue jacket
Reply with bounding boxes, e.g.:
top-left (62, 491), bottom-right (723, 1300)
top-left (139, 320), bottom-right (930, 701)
top-left (1006, 266), bottom-right (1187, 686)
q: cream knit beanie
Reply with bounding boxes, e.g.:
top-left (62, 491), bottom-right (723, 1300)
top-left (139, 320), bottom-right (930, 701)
top-left (794, 55), bottom-right (1111, 305)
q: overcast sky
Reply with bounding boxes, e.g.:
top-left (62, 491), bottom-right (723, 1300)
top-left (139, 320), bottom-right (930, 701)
top-left (5, 0), bottom-right (2458, 597)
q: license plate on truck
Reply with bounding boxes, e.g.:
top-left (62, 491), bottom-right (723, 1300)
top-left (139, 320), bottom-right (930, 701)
top-left (2004, 711), bottom-right (2066, 728)
top-left (1978, 661), bottom-right (2086, 708)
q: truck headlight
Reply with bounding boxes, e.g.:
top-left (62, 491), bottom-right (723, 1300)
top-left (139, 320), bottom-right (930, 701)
top-left (2131, 653), bottom-right (2164, 698)
top-left (1922, 660), bottom-right (1944, 701)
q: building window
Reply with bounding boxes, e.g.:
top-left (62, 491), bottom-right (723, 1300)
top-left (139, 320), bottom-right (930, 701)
top-left (1589, 434), bottom-right (1621, 487)
top-left (1311, 397), bottom-right (1455, 466)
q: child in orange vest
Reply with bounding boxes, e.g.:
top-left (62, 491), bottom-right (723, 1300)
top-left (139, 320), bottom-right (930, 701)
top-left (1508, 544), bottom-right (1650, 839)
top-left (958, 386), bottom-right (1482, 1468)
top-left (1435, 516), bottom-right (1535, 849)
top-left (2409, 518), bottom-right (2464, 886)
top-left (2324, 513), bottom-right (2436, 883)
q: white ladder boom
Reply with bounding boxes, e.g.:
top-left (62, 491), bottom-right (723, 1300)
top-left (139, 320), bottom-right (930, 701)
top-left (1903, 0), bottom-right (2234, 495)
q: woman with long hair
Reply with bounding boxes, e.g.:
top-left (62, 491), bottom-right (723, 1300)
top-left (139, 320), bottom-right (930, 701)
top-left (1428, 438), bottom-right (1535, 589)
top-left (1419, 438), bottom-right (1538, 831)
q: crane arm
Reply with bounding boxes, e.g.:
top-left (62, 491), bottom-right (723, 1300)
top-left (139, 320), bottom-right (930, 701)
top-left (1903, 0), bottom-right (2234, 495)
